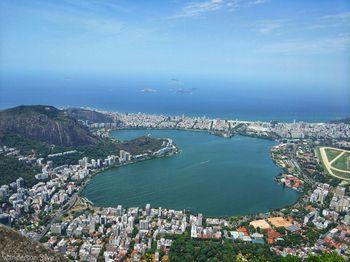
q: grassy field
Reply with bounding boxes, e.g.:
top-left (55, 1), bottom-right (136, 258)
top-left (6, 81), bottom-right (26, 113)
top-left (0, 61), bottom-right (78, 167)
top-left (331, 169), bottom-right (350, 180)
top-left (317, 147), bottom-right (350, 181)
top-left (332, 152), bottom-right (350, 171)
top-left (324, 148), bottom-right (343, 162)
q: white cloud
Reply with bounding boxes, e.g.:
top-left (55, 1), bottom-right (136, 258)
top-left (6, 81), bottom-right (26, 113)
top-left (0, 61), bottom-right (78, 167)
top-left (250, 19), bottom-right (286, 35)
top-left (44, 13), bottom-right (125, 36)
top-left (255, 34), bottom-right (350, 54)
top-left (257, 22), bottom-right (281, 34)
top-left (308, 11), bottom-right (350, 30)
top-left (169, 0), bottom-right (225, 18)
top-left (24, 1), bottom-right (126, 37)
top-left (168, 0), bottom-right (269, 19)
top-left (247, 0), bottom-right (269, 7)
top-left (322, 11), bottom-right (350, 21)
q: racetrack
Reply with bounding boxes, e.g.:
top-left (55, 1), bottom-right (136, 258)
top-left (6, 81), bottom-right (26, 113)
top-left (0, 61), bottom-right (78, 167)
top-left (319, 147), bottom-right (350, 181)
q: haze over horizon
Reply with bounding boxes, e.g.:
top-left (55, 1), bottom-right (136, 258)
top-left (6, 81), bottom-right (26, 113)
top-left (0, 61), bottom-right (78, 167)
top-left (1, 3), bottom-right (350, 261)
top-left (0, 0), bottom-right (349, 116)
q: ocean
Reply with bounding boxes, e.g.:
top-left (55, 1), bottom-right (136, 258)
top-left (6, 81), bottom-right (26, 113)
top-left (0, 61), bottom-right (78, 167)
top-left (0, 72), bottom-right (349, 122)
top-left (1, 72), bottom-right (345, 216)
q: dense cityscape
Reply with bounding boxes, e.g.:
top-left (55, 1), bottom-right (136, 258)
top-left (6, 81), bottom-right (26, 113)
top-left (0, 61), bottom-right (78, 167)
top-left (1, 0), bottom-right (350, 261)
top-left (1, 108), bottom-right (349, 261)
top-left (86, 110), bottom-right (350, 142)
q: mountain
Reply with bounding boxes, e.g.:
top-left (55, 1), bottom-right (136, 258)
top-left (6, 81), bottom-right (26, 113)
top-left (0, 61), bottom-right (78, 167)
top-left (117, 136), bottom-right (166, 155)
top-left (66, 107), bottom-right (117, 124)
top-left (0, 105), bottom-right (99, 147)
top-left (0, 224), bottom-right (69, 262)
top-left (0, 105), bottom-right (171, 187)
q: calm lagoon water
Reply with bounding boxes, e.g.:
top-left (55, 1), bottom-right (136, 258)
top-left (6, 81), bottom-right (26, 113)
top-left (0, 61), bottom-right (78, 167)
top-left (81, 130), bottom-right (299, 216)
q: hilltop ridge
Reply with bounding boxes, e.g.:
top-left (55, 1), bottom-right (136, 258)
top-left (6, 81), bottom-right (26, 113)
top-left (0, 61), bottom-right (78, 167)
top-left (0, 224), bottom-right (69, 262)
top-left (66, 107), bottom-right (116, 124)
top-left (0, 105), bottom-right (99, 147)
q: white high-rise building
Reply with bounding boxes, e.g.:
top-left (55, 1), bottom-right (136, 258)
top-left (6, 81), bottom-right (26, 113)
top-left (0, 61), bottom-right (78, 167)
top-left (145, 204), bottom-right (151, 216)
top-left (119, 150), bottom-right (131, 162)
top-left (139, 220), bottom-right (149, 230)
top-left (335, 186), bottom-right (345, 197)
top-left (197, 213), bottom-right (203, 226)
top-left (128, 216), bottom-right (134, 228)
top-left (117, 205), bottom-right (123, 216)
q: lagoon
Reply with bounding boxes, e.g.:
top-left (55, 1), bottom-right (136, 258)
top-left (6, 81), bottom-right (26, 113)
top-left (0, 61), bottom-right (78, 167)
top-left (81, 130), bottom-right (299, 216)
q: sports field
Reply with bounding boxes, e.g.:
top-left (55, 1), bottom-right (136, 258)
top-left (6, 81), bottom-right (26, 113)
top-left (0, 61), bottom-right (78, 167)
top-left (332, 152), bottom-right (350, 171)
top-left (318, 147), bottom-right (350, 181)
top-left (267, 217), bottom-right (293, 228)
top-left (324, 148), bottom-right (343, 162)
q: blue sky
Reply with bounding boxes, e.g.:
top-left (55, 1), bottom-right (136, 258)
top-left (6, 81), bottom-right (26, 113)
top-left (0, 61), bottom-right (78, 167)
top-left (0, 0), bottom-right (350, 89)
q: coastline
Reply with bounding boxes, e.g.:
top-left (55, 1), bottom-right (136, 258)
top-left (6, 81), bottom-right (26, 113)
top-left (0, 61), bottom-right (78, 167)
top-left (2, 106), bottom-right (349, 260)
top-left (82, 128), bottom-right (301, 219)
top-left (69, 106), bottom-right (349, 124)
top-left (71, 106), bottom-right (347, 220)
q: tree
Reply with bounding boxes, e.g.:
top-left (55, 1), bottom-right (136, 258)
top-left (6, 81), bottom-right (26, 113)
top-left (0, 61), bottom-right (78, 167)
top-left (281, 255), bottom-right (301, 262)
top-left (144, 252), bottom-right (153, 262)
top-left (306, 252), bottom-right (347, 262)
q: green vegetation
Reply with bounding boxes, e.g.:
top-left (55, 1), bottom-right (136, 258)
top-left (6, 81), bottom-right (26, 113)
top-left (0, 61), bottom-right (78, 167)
top-left (66, 107), bottom-right (115, 123)
top-left (332, 152), bottom-right (350, 171)
top-left (0, 131), bottom-right (166, 185)
top-left (38, 211), bottom-right (51, 226)
top-left (0, 105), bottom-right (99, 147)
top-left (303, 253), bottom-right (347, 262)
top-left (0, 155), bottom-right (41, 187)
top-left (0, 105), bottom-right (168, 187)
top-left (1, 133), bottom-right (67, 156)
top-left (324, 148), bottom-right (342, 162)
top-left (315, 147), bottom-right (330, 177)
top-left (0, 225), bottom-right (69, 262)
top-left (50, 136), bottom-right (165, 167)
top-left (331, 169), bottom-right (350, 180)
top-left (168, 234), bottom-right (347, 261)
top-left (168, 232), bottom-right (277, 262)
top-left (167, 231), bottom-right (347, 262)
top-left (315, 147), bottom-right (350, 181)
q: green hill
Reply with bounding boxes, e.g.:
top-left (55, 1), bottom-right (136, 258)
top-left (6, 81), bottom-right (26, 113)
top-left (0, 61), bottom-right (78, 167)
top-left (0, 105), bottom-right (169, 187)
top-left (0, 224), bottom-right (69, 262)
top-left (66, 107), bottom-right (116, 123)
top-left (0, 105), bottom-right (99, 147)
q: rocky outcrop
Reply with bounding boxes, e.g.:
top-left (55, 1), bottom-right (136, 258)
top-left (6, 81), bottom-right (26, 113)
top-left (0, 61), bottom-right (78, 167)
top-left (0, 105), bottom-right (99, 147)
top-left (66, 107), bottom-right (118, 124)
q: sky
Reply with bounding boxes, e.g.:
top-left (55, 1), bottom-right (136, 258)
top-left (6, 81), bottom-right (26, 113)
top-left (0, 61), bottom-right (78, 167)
top-left (0, 0), bottom-right (350, 90)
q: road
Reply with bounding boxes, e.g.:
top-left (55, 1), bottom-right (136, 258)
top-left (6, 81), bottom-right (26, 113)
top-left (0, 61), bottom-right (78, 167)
top-left (291, 158), bottom-right (313, 184)
top-left (31, 148), bottom-right (178, 241)
top-left (34, 193), bottom-right (79, 241)
top-left (34, 177), bottom-right (92, 241)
